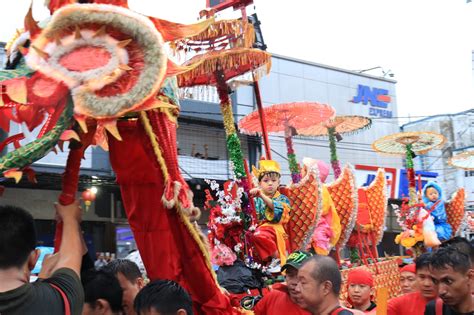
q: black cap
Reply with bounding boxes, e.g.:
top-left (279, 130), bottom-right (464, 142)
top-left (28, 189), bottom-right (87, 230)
top-left (281, 251), bottom-right (313, 272)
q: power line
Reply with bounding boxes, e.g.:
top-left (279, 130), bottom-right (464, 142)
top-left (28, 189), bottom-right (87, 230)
top-left (179, 110), bottom-right (444, 121)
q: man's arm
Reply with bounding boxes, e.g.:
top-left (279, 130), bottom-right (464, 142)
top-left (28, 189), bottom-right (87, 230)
top-left (54, 201), bottom-right (83, 277)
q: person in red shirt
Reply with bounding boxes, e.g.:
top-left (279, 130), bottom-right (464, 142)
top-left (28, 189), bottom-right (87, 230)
top-left (388, 253), bottom-right (438, 315)
top-left (399, 264), bottom-right (417, 295)
top-left (295, 255), bottom-right (363, 315)
top-left (254, 251), bottom-right (313, 315)
top-left (346, 269), bottom-right (377, 314)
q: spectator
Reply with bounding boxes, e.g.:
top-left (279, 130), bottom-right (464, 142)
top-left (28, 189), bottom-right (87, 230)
top-left (440, 236), bottom-right (474, 267)
top-left (102, 259), bottom-right (145, 315)
top-left (0, 202), bottom-right (84, 314)
top-left (254, 250), bottom-right (312, 314)
top-left (388, 253), bottom-right (438, 315)
top-left (346, 269), bottom-right (376, 314)
top-left (424, 247), bottom-right (474, 315)
top-left (95, 253), bottom-right (107, 270)
top-left (82, 269), bottom-right (123, 315)
top-left (134, 279), bottom-right (193, 315)
top-left (399, 264), bottom-right (417, 295)
top-left (295, 255), bottom-right (362, 315)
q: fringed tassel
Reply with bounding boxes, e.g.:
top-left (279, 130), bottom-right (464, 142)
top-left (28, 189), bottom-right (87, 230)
top-left (178, 49), bottom-right (271, 87)
top-left (177, 205), bottom-right (219, 285)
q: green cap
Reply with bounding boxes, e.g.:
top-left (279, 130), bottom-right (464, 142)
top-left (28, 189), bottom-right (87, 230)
top-left (281, 250), bottom-right (313, 271)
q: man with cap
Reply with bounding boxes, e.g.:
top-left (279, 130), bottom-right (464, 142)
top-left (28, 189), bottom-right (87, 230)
top-left (346, 269), bottom-right (377, 314)
top-left (399, 264), bottom-right (417, 295)
top-left (254, 251), bottom-right (312, 315)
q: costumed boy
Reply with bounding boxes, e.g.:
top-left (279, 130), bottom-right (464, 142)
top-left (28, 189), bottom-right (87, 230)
top-left (346, 269), bottom-right (377, 314)
top-left (422, 181), bottom-right (452, 241)
top-left (250, 160), bottom-right (291, 269)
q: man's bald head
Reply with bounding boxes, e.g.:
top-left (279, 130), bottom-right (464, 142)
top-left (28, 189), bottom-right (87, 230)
top-left (301, 255), bottom-right (342, 295)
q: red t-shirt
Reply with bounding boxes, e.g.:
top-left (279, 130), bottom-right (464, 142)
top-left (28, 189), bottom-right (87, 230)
top-left (388, 291), bottom-right (433, 315)
top-left (254, 284), bottom-right (311, 315)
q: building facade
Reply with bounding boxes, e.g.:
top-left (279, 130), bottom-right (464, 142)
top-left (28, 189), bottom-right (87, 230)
top-left (401, 110), bottom-right (473, 210)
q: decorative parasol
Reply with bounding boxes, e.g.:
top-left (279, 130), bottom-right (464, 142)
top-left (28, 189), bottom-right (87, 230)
top-left (449, 151), bottom-right (474, 170)
top-left (178, 50), bottom-right (270, 174)
top-left (173, 16), bottom-right (275, 159)
top-left (299, 115), bottom-right (372, 179)
top-left (176, 20), bottom-right (272, 240)
top-left (238, 102), bottom-right (335, 183)
top-left (372, 131), bottom-right (446, 204)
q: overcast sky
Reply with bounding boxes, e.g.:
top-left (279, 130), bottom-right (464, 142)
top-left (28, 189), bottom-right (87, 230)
top-left (1, 0), bottom-right (473, 125)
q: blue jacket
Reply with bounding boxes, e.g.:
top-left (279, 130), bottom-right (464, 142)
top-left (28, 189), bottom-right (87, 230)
top-left (422, 181), bottom-right (452, 240)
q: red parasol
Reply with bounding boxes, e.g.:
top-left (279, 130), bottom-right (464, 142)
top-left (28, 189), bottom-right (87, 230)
top-left (238, 102), bottom-right (335, 183)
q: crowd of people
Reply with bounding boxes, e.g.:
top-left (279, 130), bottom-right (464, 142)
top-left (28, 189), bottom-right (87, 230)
top-left (0, 201), bottom-right (473, 315)
top-left (0, 203), bottom-right (192, 315)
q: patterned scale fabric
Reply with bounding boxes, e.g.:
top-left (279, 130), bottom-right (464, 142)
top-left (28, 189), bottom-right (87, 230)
top-left (364, 168), bottom-right (387, 243)
top-left (446, 188), bottom-right (466, 236)
top-left (327, 165), bottom-right (357, 248)
top-left (340, 259), bottom-right (402, 305)
top-left (284, 171), bottom-right (322, 251)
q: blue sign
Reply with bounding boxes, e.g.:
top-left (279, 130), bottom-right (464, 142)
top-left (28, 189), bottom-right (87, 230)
top-left (352, 84), bottom-right (393, 118)
top-left (398, 170), bottom-right (438, 199)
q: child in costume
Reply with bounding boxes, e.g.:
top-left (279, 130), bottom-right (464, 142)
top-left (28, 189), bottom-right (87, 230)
top-left (422, 181), bottom-right (452, 241)
top-left (250, 160), bottom-right (291, 271)
top-left (346, 269), bottom-right (377, 314)
top-left (302, 158), bottom-right (341, 255)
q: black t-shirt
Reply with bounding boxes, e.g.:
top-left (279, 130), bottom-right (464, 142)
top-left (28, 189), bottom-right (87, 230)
top-left (0, 268), bottom-right (84, 315)
top-left (425, 299), bottom-right (474, 315)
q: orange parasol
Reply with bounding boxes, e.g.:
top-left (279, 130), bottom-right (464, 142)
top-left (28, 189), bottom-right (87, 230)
top-left (299, 115), bottom-right (372, 179)
top-left (238, 102), bottom-right (335, 183)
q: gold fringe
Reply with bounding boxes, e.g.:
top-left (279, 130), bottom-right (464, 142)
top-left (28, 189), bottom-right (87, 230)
top-left (141, 111), bottom-right (221, 290)
top-left (175, 19), bottom-right (255, 48)
top-left (177, 203), bottom-right (219, 285)
top-left (178, 48), bottom-right (271, 87)
top-left (220, 101), bottom-right (237, 135)
top-left (139, 111), bottom-right (170, 182)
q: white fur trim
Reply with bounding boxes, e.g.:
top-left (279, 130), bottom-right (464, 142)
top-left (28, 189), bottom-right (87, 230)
top-left (26, 3), bottom-right (167, 119)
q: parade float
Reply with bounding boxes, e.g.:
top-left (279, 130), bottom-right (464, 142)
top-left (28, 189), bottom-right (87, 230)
top-left (237, 104), bottom-right (397, 306)
top-left (373, 132), bottom-right (465, 255)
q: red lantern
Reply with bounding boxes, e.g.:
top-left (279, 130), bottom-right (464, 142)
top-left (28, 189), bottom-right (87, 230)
top-left (82, 188), bottom-right (97, 210)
